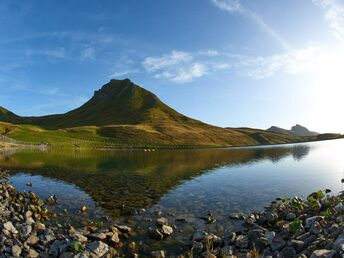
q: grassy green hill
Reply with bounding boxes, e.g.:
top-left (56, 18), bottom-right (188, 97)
top-left (0, 79), bottom-right (339, 148)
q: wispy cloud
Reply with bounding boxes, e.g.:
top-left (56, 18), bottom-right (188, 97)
top-left (110, 55), bottom-right (140, 78)
top-left (198, 49), bottom-right (219, 57)
top-left (211, 0), bottom-right (291, 50)
top-left (143, 51), bottom-right (193, 72)
top-left (313, 0), bottom-right (344, 42)
top-left (211, 0), bottom-right (241, 12)
top-left (239, 45), bottom-right (324, 79)
top-left (155, 63), bottom-right (207, 83)
top-left (80, 47), bottom-right (96, 60)
top-left (25, 47), bottom-right (66, 59)
top-left (142, 50), bottom-right (227, 83)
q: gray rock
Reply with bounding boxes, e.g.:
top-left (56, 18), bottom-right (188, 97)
top-left (49, 240), bottom-right (70, 257)
top-left (220, 245), bottom-right (234, 256)
top-left (3, 221), bottom-right (18, 234)
top-left (26, 235), bottom-right (39, 246)
top-left (151, 250), bottom-right (165, 258)
top-left (58, 252), bottom-right (75, 258)
top-left (304, 234), bottom-right (317, 244)
top-left (73, 253), bottom-right (90, 258)
top-left (11, 245), bottom-right (22, 257)
top-left (305, 216), bottom-right (324, 229)
top-left (265, 231), bottom-right (275, 245)
top-left (290, 239), bottom-right (305, 252)
top-left (253, 237), bottom-right (269, 251)
top-left (266, 211), bottom-right (278, 223)
top-left (149, 229), bottom-right (164, 240)
top-left (161, 225), bottom-right (173, 237)
top-left (28, 248), bottom-right (39, 258)
top-left (224, 232), bottom-right (236, 245)
top-left (310, 249), bottom-right (336, 258)
top-left (335, 203), bottom-right (344, 213)
top-left (110, 232), bottom-right (120, 244)
top-left (333, 233), bottom-right (344, 253)
top-left (89, 232), bottom-right (107, 240)
top-left (156, 217), bottom-right (168, 226)
top-left (282, 246), bottom-right (296, 257)
top-left (229, 212), bottom-right (245, 220)
top-left (116, 225), bottom-right (132, 233)
top-left (248, 229), bottom-right (264, 241)
top-left (35, 222), bottom-right (46, 232)
top-left (191, 241), bottom-right (203, 254)
top-left (73, 233), bottom-right (88, 243)
top-left (235, 235), bottom-right (248, 249)
top-left (26, 217), bottom-right (35, 225)
top-left (271, 237), bottom-right (286, 251)
top-left (310, 221), bottom-right (322, 235)
top-left (22, 225), bottom-right (32, 237)
top-left (286, 213), bottom-right (297, 221)
top-left (86, 241), bottom-right (109, 257)
top-left (193, 231), bottom-right (208, 241)
top-left (25, 210), bottom-right (33, 219)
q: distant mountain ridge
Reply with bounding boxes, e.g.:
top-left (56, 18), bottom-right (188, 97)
top-left (0, 79), bottom-right (339, 148)
top-left (267, 124), bottom-right (319, 137)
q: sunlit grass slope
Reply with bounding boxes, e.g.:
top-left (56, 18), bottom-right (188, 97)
top-left (0, 79), bottom-right (336, 148)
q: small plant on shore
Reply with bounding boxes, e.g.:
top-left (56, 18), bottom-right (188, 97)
top-left (71, 241), bottom-right (86, 253)
top-left (290, 218), bottom-right (303, 235)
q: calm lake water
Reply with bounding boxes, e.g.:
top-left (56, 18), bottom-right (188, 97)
top-left (1, 139), bottom-right (344, 252)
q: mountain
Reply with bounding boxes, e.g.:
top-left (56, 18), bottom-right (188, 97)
top-left (0, 79), bottom-right (326, 148)
top-left (267, 124), bottom-right (319, 137)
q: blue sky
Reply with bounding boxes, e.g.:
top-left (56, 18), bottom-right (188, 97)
top-left (1, 0), bottom-right (344, 133)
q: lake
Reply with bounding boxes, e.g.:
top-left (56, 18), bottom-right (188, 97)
top-left (1, 139), bottom-right (343, 253)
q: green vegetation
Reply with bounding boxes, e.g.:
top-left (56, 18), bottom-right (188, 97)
top-left (0, 79), bottom-right (341, 148)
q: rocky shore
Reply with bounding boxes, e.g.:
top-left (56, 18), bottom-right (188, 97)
top-left (1, 170), bottom-right (344, 257)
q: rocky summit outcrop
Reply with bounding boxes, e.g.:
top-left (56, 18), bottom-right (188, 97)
top-left (267, 124), bottom-right (319, 137)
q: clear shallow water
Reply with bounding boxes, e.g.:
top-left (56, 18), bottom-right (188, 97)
top-left (0, 139), bottom-right (344, 250)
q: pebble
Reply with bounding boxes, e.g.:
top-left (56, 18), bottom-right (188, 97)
top-left (11, 245), bottom-right (22, 257)
top-left (3, 221), bottom-right (18, 234)
top-left (86, 241), bottom-right (109, 257)
top-left (310, 249), bottom-right (336, 258)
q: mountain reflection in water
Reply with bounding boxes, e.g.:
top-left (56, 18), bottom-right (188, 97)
top-left (0, 144), bottom-right (310, 217)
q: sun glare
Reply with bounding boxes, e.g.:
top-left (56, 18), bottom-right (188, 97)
top-left (307, 45), bottom-right (344, 132)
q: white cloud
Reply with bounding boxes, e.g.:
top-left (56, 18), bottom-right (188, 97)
top-left (155, 63), bottom-right (207, 83)
top-left (210, 0), bottom-right (291, 50)
top-left (212, 62), bottom-right (231, 70)
top-left (26, 48), bottom-right (66, 59)
top-left (111, 69), bottom-right (139, 78)
top-left (199, 49), bottom-right (219, 56)
top-left (211, 0), bottom-right (241, 12)
top-left (143, 51), bottom-right (215, 83)
top-left (239, 44), bottom-right (344, 80)
top-left (313, 0), bottom-right (344, 42)
top-left (143, 50), bottom-right (193, 72)
top-left (110, 55), bottom-right (140, 78)
top-left (81, 47), bottom-right (95, 60)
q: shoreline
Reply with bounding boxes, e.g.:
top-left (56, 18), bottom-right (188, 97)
top-left (1, 136), bottom-right (342, 152)
top-left (1, 171), bottom-right (344, 257)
